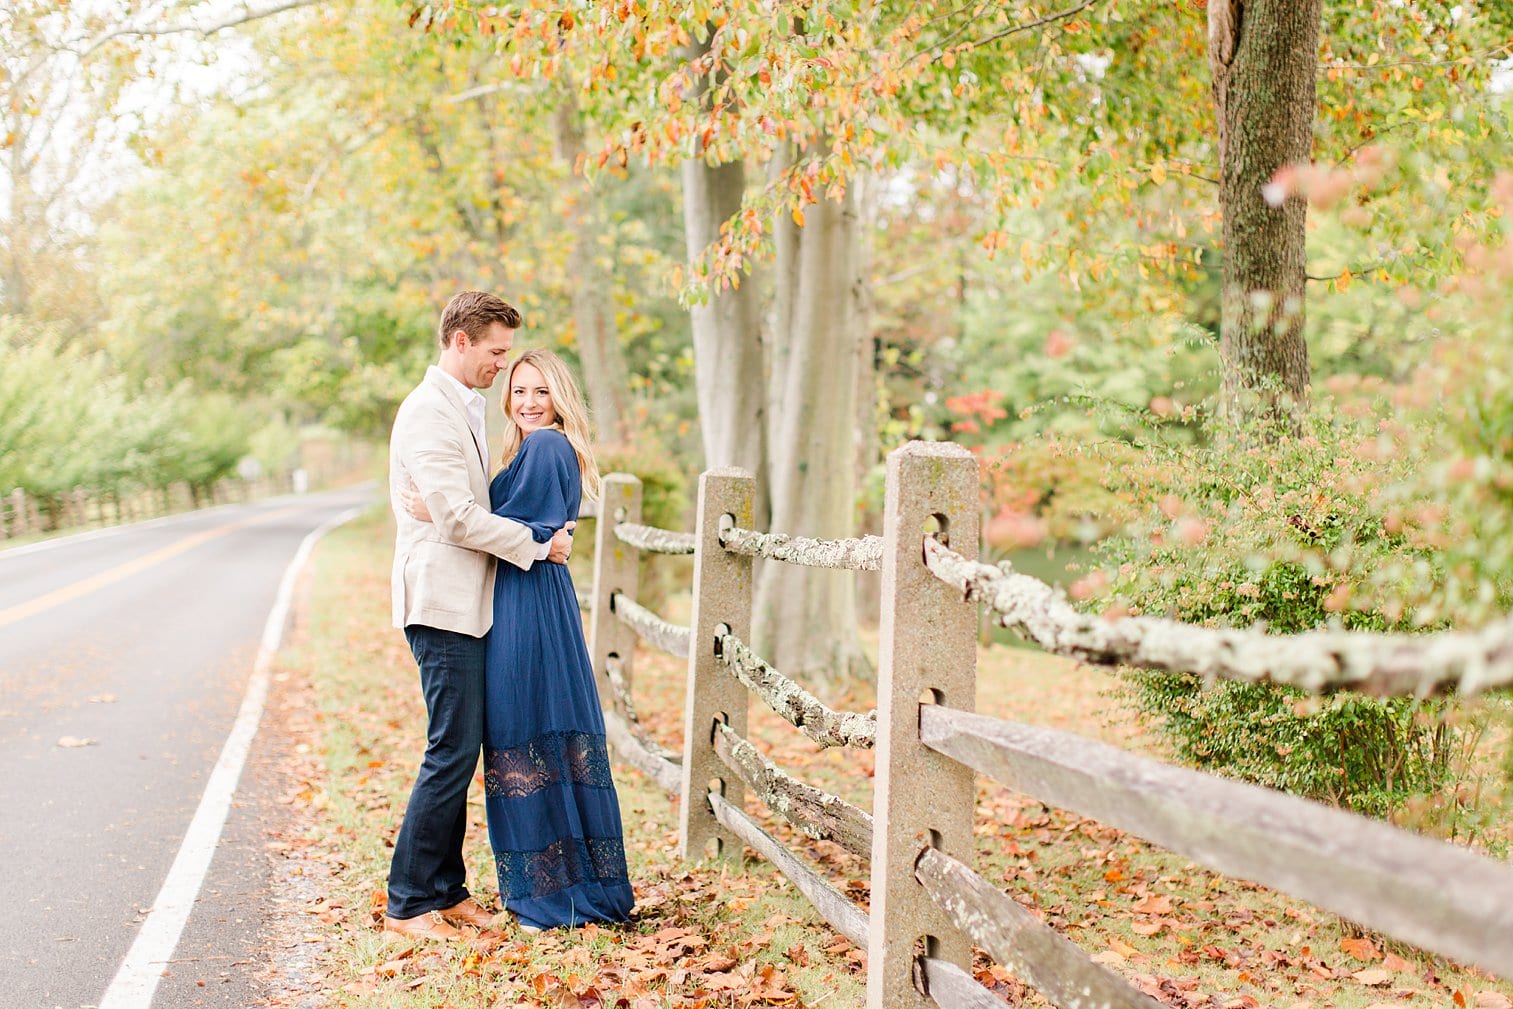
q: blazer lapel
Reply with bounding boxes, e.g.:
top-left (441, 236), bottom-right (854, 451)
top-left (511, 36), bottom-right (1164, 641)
top-left (425, 368), bottom-right (489, 478)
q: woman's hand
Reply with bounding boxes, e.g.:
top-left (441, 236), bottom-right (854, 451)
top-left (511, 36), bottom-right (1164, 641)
top-left (400, 479), bottom-right (433, 523)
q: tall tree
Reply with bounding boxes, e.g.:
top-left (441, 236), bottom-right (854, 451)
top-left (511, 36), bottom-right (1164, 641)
top-left (0, 0), bottom-right (318, 321)
top-left (679, 33), bottom-right (767, 486)
top-left (755, 153), bottom-right (871, 682)
top-left (552, 86), bottom-right (634, 445)
top-left (1208, 0), bottom-right (1324, 427)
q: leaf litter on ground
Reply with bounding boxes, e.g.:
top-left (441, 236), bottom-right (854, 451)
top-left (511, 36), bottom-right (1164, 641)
top-left (256, 515), bottom-right (1512, 1009)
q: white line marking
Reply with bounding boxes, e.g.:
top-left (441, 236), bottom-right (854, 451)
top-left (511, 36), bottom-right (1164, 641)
top-left (98, 504), bottom-right (364, 1009)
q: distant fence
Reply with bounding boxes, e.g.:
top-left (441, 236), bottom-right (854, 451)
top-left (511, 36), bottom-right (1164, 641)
top-left (3, 474), bottom-right (307, 542)
top-left (579, 440), bottom-right (1513, 1009)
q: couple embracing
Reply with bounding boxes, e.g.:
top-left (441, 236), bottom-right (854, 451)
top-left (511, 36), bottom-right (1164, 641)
top-left (383, 290), bottom-right (633, 940)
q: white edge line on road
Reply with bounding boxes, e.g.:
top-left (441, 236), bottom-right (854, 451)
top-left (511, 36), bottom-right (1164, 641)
top-left (98, 504), bottom-right (364, 1009)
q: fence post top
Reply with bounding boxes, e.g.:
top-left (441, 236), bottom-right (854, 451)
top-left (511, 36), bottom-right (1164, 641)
top-left (603, 472), bottom-right (643, 489)
top-left (699, 467), bottom-right (756, 483)
top-left (888, 440), bottom-right (975, 464)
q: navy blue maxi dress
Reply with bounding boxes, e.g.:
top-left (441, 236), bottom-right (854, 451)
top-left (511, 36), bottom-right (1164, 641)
top-left (482, 428), bottom-right (634, 930)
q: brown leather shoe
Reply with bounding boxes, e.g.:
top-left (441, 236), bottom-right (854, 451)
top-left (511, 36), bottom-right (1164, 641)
top-left (382, 910), bottom-right (469, 941)
top-left (439, 897), bottom-right (497, 930)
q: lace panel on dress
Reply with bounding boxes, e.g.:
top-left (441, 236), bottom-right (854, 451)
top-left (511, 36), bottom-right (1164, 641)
top-left (494, 835), bottom-right (629, 900)
top-left (482, 730), bottom-right (614, 800)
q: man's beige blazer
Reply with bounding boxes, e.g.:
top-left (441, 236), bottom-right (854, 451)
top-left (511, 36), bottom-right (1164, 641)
top-left (389, 366), bottom-right (539, 635)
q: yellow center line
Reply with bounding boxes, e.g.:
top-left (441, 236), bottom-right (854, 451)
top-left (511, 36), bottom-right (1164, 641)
top-left (0, 505), bottom-right (307, 630)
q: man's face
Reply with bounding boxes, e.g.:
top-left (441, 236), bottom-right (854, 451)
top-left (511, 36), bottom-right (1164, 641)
top-left (456, 321), bottom-right (515, 389)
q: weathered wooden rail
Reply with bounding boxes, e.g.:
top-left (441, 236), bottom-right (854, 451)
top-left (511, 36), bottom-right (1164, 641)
top-left (577, 441), bottom-right (1513, 1008)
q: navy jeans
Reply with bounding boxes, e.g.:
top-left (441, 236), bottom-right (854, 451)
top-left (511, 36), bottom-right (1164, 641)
top-left (387, 624), bottom-right (488, 920)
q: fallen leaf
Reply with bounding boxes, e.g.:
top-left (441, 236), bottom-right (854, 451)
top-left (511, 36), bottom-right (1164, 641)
top-left (1382, 952), bottom-right (1413, 973)
top-left (1476, 994), bottom-right (1513, 1009)
top-left (1342, 936), bottom-right (1382, 961)
top-left (57, 736), bottom-right (97, 748)
top-left (1353, 968), bottom-right (1394, 987)
top-left (1108, 937), bottom-right (1140, 958)
top-left (1131, 921), bottom-right (1163, 937)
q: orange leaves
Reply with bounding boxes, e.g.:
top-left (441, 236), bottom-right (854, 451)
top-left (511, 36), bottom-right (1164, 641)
top-left (1340, 935), bottom-right (1381, 960)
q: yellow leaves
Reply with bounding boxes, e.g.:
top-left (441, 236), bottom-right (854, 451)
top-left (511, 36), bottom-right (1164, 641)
top-left (1149, 162), bottom-right (1167, 186)
top-left (791, 206), bottom-right (805, 228)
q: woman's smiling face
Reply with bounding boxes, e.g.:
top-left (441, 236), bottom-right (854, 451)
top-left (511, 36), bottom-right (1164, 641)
top-left (508, 360), bottom-right (557, 433)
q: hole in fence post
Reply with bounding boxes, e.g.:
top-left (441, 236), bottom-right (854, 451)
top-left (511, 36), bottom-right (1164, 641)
top-left (708, 776), bottom-right (725, 797)
top-left (613, 506), bottom-right (628, 522)
top-left (923, 512), bottom-right (949, 546)
top-left (911, 936), bottom-right (933, 996)
top-left (713, 622), bottom-right (731, 659)
top-left (608, 589), bottom-right (623, 613)
top-left (918, 687), bottom-right (941, 730)
top-left (709, 712), bottom-right (728, 745)
top-left (718, 512), bottom-right (735, 545)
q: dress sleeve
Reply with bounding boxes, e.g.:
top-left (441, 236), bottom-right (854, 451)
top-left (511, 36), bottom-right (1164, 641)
top-left (492, 431), bottom-right (575, 543)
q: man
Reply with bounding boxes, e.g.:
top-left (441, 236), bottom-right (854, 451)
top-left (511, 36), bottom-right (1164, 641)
top-left (384, 290), bottom-right (572, 940)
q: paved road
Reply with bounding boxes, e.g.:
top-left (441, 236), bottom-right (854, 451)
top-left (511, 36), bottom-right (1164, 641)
top-left (0, 487), bottom-right (375, 1009)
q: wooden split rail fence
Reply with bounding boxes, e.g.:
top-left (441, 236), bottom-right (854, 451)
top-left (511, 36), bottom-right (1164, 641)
top-left (0, 477), bottom-right (296, 541)
top-left (576, 440), bottom-right (1513, 1009)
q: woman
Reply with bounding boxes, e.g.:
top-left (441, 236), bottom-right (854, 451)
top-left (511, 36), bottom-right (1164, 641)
top-left (407, 349), bottom-right (634, 932)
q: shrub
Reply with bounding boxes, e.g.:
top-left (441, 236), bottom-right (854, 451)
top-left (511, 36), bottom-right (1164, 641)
top-left (1091, 400), bottom-right (1470, 819)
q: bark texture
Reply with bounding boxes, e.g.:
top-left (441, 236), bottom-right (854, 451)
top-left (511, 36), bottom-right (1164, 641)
top-left (718, 633), bottom-right (878, 749)
top-left (1209, 0), bottom-right (1322, 427)
top-left (719, 525), bottom-right (883, 570)
top-left (924, 537), bottom-right (1513, 697)
top-left (755, 159), bottom-right (871, 685)
top-left (679, 32), bottom-right (768, 519)
top-left (551, 89), bottom-right (632, 444)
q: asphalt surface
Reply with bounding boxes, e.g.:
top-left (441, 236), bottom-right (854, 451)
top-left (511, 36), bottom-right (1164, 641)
top-left (0, 486), bottom-right (375, 1009)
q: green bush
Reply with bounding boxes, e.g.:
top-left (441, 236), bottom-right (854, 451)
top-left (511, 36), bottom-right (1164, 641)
top-left (0, 318), bottom-right (256, 514)
top-left (1091, 400), bottom-right (1472, 819)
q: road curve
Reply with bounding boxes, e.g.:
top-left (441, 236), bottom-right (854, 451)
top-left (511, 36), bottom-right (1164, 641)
top-left (0, 486), bottom-right (376, 1009)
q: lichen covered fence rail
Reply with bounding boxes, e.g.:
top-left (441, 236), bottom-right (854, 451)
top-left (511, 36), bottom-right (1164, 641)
top-left (580, 441), bottom-right (1513, 1009)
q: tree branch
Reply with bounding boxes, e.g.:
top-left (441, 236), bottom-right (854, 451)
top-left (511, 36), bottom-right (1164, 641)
top-left (64, 0), bottom-right (321, 61)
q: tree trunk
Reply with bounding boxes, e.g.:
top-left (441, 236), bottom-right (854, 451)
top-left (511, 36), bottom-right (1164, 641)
top-left (1208, 0), bottom-right (1321, 430)
top-left (679, 37), bottom-right (768, 494)
top-left (851, 174), bottom-right (882, 620)
top-left (754, 172), bottom-right (871, 689)
top-left (550, 88), bottom-right (632, 445)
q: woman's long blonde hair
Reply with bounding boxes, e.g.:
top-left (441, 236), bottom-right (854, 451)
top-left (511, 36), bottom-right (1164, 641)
top-left (498, 348), bottom-right (602, 501)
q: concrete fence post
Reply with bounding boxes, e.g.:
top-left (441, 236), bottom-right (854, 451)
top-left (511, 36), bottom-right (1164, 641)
top-left (590, 473), bottom-right (643, 709)
top-left (868, 440), bottom-right (980, 1009)
top-left (680, 468), bottom-right (755, 860)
